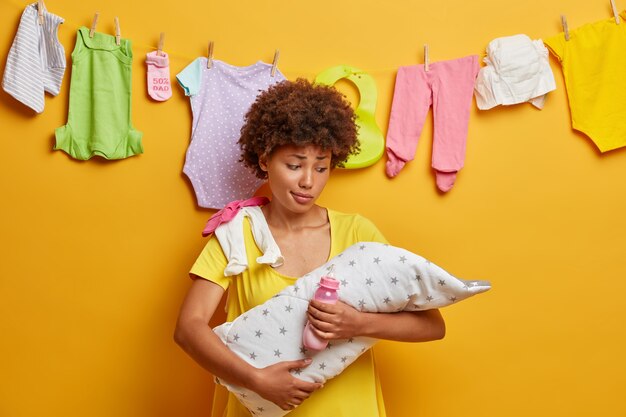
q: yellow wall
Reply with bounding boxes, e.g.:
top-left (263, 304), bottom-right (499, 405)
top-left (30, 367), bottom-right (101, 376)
top-left (1, 0), bottom-right (625, 416)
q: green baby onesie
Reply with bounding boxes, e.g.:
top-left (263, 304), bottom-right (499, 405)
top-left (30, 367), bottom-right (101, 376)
top-left (55, 27), bottom-right (143, 160)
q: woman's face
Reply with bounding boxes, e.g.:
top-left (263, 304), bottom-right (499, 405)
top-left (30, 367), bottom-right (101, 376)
top-left (260, 144), bottom-right (332, 214)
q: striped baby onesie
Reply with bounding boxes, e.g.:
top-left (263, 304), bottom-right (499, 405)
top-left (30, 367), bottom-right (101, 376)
top-left (2, 2), bottom-right (66, 113)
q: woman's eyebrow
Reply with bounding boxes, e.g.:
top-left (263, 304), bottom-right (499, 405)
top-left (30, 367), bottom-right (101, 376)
top-left (288, 154), bottom-right (329, 160)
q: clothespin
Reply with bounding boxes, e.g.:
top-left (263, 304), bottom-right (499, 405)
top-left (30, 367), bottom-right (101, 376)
top-left (271, 49), bottom-right (280, 77)
top-left (37, 0), bottom-right (45, 25)
top-left (561, 15), bottom-right (570, 41)
top-left (114, 17), bottom-right (121, 46)
top-left (610, 0), bottom-right (621, 24)
top-left (157, 32), bottom-right (165, 56)
top-left (424, 44), bottom-right (430, 72)
top-left (89, 12), bottom-right (99, 38)
top-left (207, 41), bottom-right (214, 69)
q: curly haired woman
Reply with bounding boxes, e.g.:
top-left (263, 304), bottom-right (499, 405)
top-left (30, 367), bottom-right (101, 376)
top-left (174, 79), bottom-right (445, 417)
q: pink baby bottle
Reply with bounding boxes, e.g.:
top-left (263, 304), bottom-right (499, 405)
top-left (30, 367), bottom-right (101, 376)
top-left (302, 267), bottom-right (340, 351)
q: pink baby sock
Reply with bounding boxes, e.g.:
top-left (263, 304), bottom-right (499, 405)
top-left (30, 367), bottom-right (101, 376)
top-left (435, 171), bottom-right (457, 192)
top-left (385, 149), bottom-right (407, 178)
top-left (146, 51), bottom-right (172, 101)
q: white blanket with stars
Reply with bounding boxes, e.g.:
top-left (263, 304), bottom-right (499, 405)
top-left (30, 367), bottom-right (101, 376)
top-left (213, 241), bottom-right (491, 416)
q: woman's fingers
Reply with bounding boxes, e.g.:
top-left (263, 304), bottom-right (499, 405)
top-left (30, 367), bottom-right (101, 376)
top-left (309, 299), bottom-right (339, 314)
top-left (307, 313), bottom-right (333, 331)
top-left (308, 303), bottom-right (338, 325)
top-left (279, 387), bottom-right (320, 410)
top-left (307, 300), bottom-right (362, 340)
top-left (283, 358), bottom-right (312, 371)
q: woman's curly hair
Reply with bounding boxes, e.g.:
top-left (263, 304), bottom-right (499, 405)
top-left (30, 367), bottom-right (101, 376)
top-left (238, 78), bottom-right (360, 179)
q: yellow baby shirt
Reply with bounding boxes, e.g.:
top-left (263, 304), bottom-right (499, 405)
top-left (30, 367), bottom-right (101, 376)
top-left (544, 11), bottom-right (626, 152)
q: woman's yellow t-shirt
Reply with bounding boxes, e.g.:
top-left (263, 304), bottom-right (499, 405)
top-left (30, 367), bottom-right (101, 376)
top-left (190, 209), bottom-right (388, 417)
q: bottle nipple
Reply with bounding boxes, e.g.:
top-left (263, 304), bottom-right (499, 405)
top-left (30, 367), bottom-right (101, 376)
top-left (320, 265), bottom-right (339, 290)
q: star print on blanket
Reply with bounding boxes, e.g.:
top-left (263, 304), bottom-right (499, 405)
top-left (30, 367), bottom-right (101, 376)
top-left (213, 242), bottom-right (491, 416)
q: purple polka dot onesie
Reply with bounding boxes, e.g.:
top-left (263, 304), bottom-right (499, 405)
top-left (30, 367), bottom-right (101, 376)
top-left (176, 58), bottom-right (285, 209)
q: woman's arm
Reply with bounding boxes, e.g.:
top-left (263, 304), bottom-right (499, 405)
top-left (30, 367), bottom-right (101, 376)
top-left (306, 300), bottom-right (446, 342)
top-left (174, 278), bottom-right (322, 410)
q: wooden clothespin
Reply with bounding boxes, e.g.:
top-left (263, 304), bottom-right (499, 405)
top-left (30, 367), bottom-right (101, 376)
top-left (89, 12), bottom-right (99, 38)
top-left (424, 44), bottom-right (430, 72)
top-left (610, 0), bottom-right (621, 24)
top-left (561, 15), bottom-right (570, 41)
top-left (114, 17), bottom-right (121, 46)
top-left (37, 0), bottom-right (45, 25)
top-left (157, 32), bottom-right (165, 56)
top-left (207, 41), bottom-right (214, 69)
top-left (271, 49), bottom-right (280, 77)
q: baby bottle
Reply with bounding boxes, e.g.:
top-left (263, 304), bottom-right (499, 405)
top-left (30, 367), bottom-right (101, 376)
top-left (302, 267), bottom-right (340, 351)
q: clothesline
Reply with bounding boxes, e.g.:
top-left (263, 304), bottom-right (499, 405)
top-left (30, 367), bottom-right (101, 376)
top-left (2, 0), bottom-right (479, 77)
top-left (5, 0), bottom-right (625, 187)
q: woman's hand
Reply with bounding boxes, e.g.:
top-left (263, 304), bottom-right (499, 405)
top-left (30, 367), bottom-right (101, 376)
top-left (306, 300), bottom-right (364, 340)
top-left (250, 359), bottom-right (323, 410)
top-left (307, 300), bottom-right (446, 342)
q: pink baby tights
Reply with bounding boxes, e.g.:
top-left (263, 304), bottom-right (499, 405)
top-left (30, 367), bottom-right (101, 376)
top-left (386, 55), bottom-right (479, 192)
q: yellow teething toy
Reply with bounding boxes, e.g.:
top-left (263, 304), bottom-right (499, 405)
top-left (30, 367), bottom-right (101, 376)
top-left (315, 65), bottom-right (385, 169)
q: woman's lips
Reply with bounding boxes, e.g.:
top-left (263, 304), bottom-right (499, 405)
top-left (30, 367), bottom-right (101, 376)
top-left (291, 192), bottom-right (313, 204)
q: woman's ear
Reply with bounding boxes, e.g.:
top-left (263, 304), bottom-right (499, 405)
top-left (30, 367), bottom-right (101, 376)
top-left (259, 155), bottom-right (269, 172)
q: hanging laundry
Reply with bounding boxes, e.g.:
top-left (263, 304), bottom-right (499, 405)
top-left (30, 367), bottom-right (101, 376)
top-left (2, 2), bottom-right (65, 114)
top-left (54, 27), bottom-right (143, 160)
top-left (146, 51), bottom-right (172, 101)
top-left (386, 55), bottom-right (479, 193)
top-left (474, 34), bottom-right (556, 110)
top-left (315, 65), bottom-right (385, 169)
top-left (176, 58), bottom-right (285, 209)
top-left (544, 12), bottom-right (626, 152)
